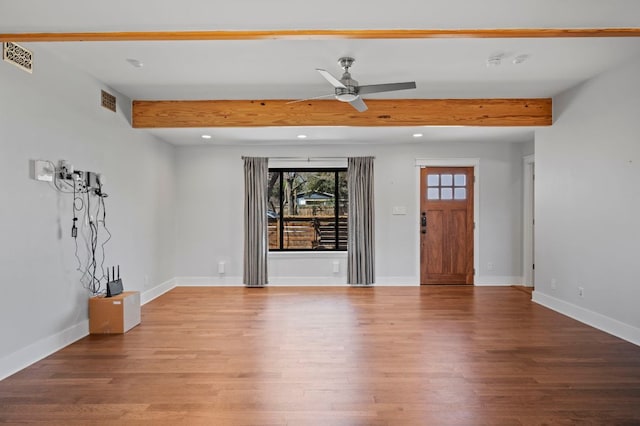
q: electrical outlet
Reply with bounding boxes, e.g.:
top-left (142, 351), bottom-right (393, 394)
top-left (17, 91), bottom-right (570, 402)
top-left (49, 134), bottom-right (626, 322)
top-left (551, 278), bottom-right (557, 290)
top-left (578, 286), bottom-right (584, 297)
top-left (487, 262), bottom-right (494, 271)
top-left (58, 160), bottom-right (74, 180)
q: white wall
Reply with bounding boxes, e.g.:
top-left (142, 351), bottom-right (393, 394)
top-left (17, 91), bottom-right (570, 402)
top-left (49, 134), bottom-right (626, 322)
top-left (0, 46), bottom-right (177, 379)
top-left (174, 140), bottom-right (530, 285)
top-left (534, 55), bottom-right (640, 344)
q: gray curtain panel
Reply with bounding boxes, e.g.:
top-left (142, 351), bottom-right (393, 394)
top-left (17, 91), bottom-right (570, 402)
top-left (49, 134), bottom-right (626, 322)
top-left (243, 157), bottom-right (269, 287)
top-left (347, 157), bottom-right (375, 285)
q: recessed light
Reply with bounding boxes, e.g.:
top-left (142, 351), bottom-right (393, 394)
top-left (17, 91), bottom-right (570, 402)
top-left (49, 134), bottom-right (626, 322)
top-left (201, 134), bottom-right (212, 139)
top-left (297, 134), bottom-right (308, 139)
top-left (126, 58), bottom-right (144, 68)
top-left (413, 133), bottom-right (423, 138)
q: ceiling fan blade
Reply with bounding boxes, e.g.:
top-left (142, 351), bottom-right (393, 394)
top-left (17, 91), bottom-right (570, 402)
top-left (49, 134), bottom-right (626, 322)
top-left (349, 97), bottom-right (368, 112)
top-left (316, 69), bottom-right (346, 88)
top-left (286, 93), bottom-right (336, 104)
top-left (358, 81), bottom-right (417, 95)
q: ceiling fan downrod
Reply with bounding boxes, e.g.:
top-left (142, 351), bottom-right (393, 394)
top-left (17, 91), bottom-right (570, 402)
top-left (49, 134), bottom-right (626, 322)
top-left (336, 57), bottom-right (358, 101)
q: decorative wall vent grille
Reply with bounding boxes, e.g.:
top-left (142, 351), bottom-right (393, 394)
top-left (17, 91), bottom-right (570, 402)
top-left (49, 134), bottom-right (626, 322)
top-left (3, 42), bottom-right (33, 73)
top-left (101, 90), bottom-right (116, 112)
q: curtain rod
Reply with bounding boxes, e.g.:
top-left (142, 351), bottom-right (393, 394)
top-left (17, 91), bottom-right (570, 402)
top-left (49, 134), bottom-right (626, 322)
top-left (241, 156), bottom-right (375, 161)
top-left (245, 156), bottom-right (376, 161)
top-left (269, 156), bottom-right (346, 161)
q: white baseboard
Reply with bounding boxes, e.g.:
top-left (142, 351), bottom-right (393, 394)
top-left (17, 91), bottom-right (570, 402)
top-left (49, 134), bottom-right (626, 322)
top-left (176, 276), bottom-right (243, 286)
top-left (374, 276), bottom-right (419, 286)
top-left (175, 276), bottom-right (525, 287)
top-left (0, 320), bottom-right (89, 381)
top-left (475, 275), bottom-right (523, 286)
top-left (268, 276), bottom-right (346, 286)
top-left (141, 278), bottom-right (177, 304)
top-left (533, 291), bottom-right (640, 347)
top-left (175, 275), bottom-right (421, 286)
top-left (176, 275), bottom-right (345, 286)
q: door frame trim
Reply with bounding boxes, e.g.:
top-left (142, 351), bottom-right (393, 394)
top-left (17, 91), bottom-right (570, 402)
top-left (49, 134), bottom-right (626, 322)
top-left (415, 158), bottom-right (480, 285)
top-left (523, 154), bottom-right (535, 287)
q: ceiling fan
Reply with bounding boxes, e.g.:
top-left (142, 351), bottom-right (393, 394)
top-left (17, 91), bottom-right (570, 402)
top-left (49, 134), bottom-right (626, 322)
top-left (292, 57), bottom-right (417, 112)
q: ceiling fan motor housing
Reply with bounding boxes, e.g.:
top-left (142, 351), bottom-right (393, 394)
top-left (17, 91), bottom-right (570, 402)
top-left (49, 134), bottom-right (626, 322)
top-left (335, 74), bottom-right (359, 102)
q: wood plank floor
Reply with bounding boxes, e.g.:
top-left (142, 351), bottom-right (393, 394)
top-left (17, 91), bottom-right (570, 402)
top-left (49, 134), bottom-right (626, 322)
top-left (1, 286), bottom-right (639, 425)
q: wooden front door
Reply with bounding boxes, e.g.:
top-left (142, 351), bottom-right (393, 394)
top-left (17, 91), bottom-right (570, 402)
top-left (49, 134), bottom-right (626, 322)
top-left (420, 167), bottom-right (474, 285)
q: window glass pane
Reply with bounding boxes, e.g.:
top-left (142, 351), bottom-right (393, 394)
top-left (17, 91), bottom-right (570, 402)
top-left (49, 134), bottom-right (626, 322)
top-left (337, 223), bottom-right (349, 250)
top-left (337, 171), bottom-right (348, 217)
top-left (454, 174), bottom-right (466, 187)
top-left (454, 187), bottom-right (466, 200)
top-left (315, 218), bottom-right (338, 250)
top-left (427, 188), bottom-right (440, 200)
top-left (337, 171), bottom-right (348, 250)
top-left (427, 174), bottom-right (439, 186)
top-left (283, 218), bottom-right (319, 249)
top-left (441, 174), bottom-right (453, 186)
top-left (441, 188), bottom-right (453, 200)
top-left (269, 169), bottom-right (347, 251)
top-left (268, 172), bottom-right (281, 250)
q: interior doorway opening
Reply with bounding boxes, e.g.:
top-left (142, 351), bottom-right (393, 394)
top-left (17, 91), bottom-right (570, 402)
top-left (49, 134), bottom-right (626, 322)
top-left (523, 154), bottom-right (535, 288)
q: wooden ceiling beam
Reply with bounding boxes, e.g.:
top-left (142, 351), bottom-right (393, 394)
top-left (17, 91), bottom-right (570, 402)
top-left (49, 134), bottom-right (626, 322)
top-left (132, 99), bottom-right (552, 128)
top-left (2, 28), bottom-right (640, 42)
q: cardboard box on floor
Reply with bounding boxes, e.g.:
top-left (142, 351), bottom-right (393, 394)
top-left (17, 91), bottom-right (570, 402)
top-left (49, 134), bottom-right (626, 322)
top-left (89, 291), bottom-right (140, 334)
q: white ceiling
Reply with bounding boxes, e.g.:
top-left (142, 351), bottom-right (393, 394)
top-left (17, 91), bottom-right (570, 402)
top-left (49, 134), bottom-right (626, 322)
top-left (3, 0), bottom-right (640, 146)
top-left (3, 0), bottom-right (640, 32)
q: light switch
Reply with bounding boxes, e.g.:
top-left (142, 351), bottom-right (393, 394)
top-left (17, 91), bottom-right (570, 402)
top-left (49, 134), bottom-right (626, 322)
top-left (392, 206), bottom-right (407, 215)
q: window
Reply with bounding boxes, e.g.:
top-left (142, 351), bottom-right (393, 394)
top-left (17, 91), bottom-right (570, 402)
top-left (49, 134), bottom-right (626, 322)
top-left (268, 169), bottom-right (347, 251)
top-left (426, 173), bottom-right (467, 200)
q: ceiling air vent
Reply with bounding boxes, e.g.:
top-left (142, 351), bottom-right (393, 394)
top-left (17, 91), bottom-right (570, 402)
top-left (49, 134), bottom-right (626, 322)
top-left (101, 90), bottom-right (116, 112)
top-left (3, 42), bottom-right (33, 73)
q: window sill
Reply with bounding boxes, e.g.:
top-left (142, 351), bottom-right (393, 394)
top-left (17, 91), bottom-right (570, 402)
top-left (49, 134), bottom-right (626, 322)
top-left (269, 251), bottom-right (347, 259)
